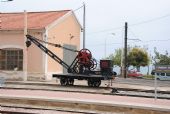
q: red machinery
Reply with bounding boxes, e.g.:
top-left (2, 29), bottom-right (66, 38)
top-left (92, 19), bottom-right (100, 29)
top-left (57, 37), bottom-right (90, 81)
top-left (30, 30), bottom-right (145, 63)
top-left (26, 35), bottom-right (116, 87)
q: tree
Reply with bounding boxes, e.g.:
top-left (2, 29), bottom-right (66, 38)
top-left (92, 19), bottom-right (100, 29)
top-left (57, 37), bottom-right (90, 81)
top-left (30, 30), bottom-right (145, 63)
top-left (107, 47), bottom-right (149, 72)
top-left (128, 47), bottom-right (149, 71)
top-left (153, 48), bottom-right (170, 65)
top-left (107, 48), bottom-right (122, 67)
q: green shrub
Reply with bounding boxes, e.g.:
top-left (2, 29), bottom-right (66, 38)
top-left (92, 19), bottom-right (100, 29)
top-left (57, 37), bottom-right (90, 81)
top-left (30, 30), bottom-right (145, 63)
top-left (143, 75), bottom-right (154, 79)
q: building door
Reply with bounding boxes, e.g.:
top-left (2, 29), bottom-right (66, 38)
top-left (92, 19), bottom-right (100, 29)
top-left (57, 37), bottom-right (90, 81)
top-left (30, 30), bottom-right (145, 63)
top-left (63, 44), bottom-right (77, 73)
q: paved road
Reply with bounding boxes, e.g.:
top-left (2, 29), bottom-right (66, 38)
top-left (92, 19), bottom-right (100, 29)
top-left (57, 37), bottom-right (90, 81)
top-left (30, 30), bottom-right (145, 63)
top-left (112, 77), bottom-right (170, 87)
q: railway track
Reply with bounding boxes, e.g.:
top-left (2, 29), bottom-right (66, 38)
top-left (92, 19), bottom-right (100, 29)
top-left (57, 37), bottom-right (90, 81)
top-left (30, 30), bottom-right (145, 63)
top-left (0, 106), bottom-right (94, 114)
top-left (2, 81), bottom-right (170, 100)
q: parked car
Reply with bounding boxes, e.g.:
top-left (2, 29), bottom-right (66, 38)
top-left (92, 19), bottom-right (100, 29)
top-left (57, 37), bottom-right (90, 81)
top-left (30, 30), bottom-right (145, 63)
top-left (151, 70), bottom-right (170, 81)
top-left (127, 71), bottom-right (143, 78)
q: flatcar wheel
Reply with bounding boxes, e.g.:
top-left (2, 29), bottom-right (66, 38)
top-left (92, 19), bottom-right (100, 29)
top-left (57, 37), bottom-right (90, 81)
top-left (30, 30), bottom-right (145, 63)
top-left (60, 77), bottom-right (67, 86)
top-left (68, 78), bottom-right (74, 85)
top-left (87, 79), bottom-right (93, 87)
top-left (94, 80), bottom-right (101, 87)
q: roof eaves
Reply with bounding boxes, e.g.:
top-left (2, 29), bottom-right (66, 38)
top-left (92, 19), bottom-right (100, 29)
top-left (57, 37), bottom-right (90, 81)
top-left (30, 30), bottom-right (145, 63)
top-left (71, 10), bottom-right (82, 30)
top-left (1, 10), bottom-right (71, 14)
top-left (0, 28), bottom-right (45, 32)
top-left (45, 10), bottom-right (72, 31)
top-left (1, 10), bottom-right (71, 31)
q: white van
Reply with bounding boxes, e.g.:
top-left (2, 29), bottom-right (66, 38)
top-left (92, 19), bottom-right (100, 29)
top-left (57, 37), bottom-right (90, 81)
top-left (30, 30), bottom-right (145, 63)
top-left (151, 71), bottom-right (170, 81)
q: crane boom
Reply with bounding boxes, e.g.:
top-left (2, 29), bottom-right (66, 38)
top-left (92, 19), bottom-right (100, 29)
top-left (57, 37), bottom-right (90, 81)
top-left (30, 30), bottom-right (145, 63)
top-left (26, 34), bottom-right (70, 69)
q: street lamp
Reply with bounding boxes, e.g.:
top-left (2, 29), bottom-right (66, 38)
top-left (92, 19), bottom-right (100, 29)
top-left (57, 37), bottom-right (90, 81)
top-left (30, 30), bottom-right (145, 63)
top-left (128, 38), bottom-right (141, 42)
top-left (104, 33), bottom-right (115, 58)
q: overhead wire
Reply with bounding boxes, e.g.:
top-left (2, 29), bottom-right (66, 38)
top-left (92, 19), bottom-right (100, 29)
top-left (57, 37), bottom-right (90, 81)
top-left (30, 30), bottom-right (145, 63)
top-left (87, 26), bottom-right (123, 35)
top-left (128, 28), bottom-right (139, 39)
top-left (86, 13), bottom-right (170, 35)
top-left (128, 27), bottom-right (170, 44)
top-left (73, 5), bottom-right (84, 12)
top-left (140, 39), bottom-right (170, 43)
top-left (87, 42), bottom-right (122, 47)
top-left (129, 13), bottom-right (170, 27)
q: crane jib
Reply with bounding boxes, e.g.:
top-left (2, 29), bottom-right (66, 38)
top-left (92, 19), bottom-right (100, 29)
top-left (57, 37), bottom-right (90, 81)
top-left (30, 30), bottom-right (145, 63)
top-left (26, 35), bottom-right (78, 52)
top-left (26, 34), bottom-right (70, 69)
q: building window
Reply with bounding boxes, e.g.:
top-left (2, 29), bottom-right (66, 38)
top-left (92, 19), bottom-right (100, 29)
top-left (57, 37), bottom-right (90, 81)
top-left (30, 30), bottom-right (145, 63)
top-left (0, 49), bottom-right (23, 71)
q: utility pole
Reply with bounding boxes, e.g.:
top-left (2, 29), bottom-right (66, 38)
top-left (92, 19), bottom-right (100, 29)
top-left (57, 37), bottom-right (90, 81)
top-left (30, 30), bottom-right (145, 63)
top-left (124, 22), bottom-right (128, 78)
top-left (83, 2), bottom-right (86, 49)
top-left (23, 10), bottom-right (27, 81)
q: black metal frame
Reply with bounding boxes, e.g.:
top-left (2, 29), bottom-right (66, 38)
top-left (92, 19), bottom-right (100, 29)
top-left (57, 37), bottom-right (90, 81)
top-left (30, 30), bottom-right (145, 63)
top-left (25, 34), bottom-right (115, 87)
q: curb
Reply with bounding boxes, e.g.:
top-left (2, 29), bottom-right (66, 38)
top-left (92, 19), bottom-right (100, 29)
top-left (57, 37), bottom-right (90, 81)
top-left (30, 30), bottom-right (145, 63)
top-left (0, 95), bottom-right (170, 114)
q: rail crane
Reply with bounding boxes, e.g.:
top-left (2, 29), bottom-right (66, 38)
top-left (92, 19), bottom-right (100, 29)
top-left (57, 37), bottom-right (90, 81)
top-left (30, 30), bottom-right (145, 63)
top-left (26, 35), bottom-right (116, 87)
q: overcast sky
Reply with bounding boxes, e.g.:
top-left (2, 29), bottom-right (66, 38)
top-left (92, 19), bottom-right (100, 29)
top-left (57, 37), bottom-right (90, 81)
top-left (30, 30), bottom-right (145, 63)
top-left (1, 0), bottom-right (170, 60)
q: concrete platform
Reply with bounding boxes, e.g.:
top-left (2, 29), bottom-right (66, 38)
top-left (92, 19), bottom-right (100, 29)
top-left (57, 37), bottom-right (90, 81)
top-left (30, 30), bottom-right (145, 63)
top-left (0, 89), bottom-right (170, 114)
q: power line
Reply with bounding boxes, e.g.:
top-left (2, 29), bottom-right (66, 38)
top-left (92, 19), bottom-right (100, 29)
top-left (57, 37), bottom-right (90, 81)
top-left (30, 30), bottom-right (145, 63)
top-left (87, 26), bottom-right (123, 35)
top-left (127, 38), bottom-right (170, 44)
top-left (130, 14), bottom-right (170, 26)
top-left (128, 28), bottom-right (138, 39)
top-left (141, 39), bottom-right (170, 43)
top-left (73, 5), bottom-right (84, 12)
top-left (86, 13), bottom-right (170, 35)
top-left (86, 38), bottom-right (170, 47)
top-left (87, 42), bottom-right (122, 47)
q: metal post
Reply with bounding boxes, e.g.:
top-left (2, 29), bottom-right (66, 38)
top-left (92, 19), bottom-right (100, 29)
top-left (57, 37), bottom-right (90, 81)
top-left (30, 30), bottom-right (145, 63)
top-left (104, 38), bottom-right (106, 58)
top-left (23, 10), bottom-right (27, 81)
top-left (124, 22), bottom-right (128, 78)
top-left (154, 61), bottom-right (159, 100)
top-left (83, 2), bottom-right (86, 49)
top-left (121, 27), bottom-right (124, 77)
top-left (154, 73), bottom-right (157, 100)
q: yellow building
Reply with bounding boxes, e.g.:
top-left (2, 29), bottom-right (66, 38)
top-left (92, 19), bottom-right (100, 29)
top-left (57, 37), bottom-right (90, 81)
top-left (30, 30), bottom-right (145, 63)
top-left (0, 10), bottom-right (81, 81)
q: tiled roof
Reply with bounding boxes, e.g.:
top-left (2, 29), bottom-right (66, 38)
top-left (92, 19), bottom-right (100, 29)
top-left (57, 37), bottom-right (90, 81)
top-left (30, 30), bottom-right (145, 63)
top-left (0, 10), bottom-right (70, 30)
